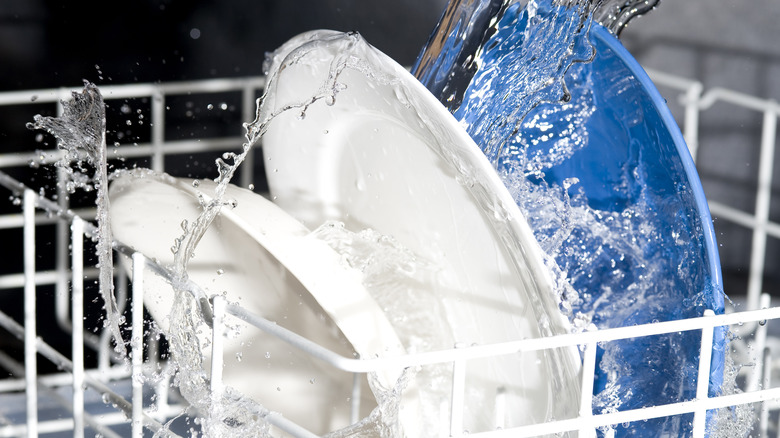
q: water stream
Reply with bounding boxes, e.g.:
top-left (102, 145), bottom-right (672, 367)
top-left (27, 82), bottom-right (127, 358)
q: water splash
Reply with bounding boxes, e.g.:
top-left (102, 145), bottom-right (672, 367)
top-left (310, 221), bottom-right (454, 355)
top-left (413, 0), bottom-right (661, 105)
top-left (414, 0), bottom-right (601, 332)
top-left (594, 0), bottom-right (662, 36)
top-left (414, 0), bottom-right (595, 119)
top-left (311, 221), bottom-right (453, 434)
top-left (162, 280), bottom-right (271, 438)
top-left (452, 0), bottom-right (596, 165)
top-left (160, 106), bottom-right (274, 437)
top-left (27, 81), bottom-right (126, 356)
top-left (25, 82), bottom-right (271, 435)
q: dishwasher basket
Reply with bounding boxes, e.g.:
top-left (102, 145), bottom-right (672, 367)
top-left (0, 72), bottom-right (778, 437)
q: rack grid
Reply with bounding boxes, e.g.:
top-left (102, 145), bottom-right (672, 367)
top-left (0, 71), bottom-right (777, 437)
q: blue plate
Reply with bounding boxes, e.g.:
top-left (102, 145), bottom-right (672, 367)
top-left (551, 22), bottom-right (726, 434)
top-left (415, 5), bottom-right (725, 435)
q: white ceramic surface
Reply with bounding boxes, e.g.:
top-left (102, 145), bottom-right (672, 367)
top-left (109, 170), bottom-right (407, 434)
top-left (258, 30), bottom-right (582, 433)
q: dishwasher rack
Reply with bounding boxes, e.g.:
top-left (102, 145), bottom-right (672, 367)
top-left (0, 72), bottom-right (778, 437)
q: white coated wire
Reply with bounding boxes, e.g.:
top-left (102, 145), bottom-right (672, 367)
top-left (0, 71), bottom-right (777, 436)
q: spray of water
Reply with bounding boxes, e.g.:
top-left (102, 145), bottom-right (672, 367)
top-left (24, 80), bottom-right (274, 435)
top-left (594, 0), bottom-right (662, 36)
top-left (27, 81), bottom-right (126, 357)
top-left (162, 106), bottom-right (272, 438)
top-left (311, 221), bottom-right (454, 434)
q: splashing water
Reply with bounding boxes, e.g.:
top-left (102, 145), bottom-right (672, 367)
top-left (27, 81), bottom-right (126, 356)
top-left (311, 221), bottom-right (454, 355)
top-left (413, 0), bottom-right (595, 122)
top-left (593, 0), bottom-right (662, 36)
top-left (451, 0), bottom-right (596, 165)
top-left (160, 107), bottom-right (278, 437)
top-left (25, 81), bottom-right (273, 435)
top-left (311, 221), bottom-right (454, 434)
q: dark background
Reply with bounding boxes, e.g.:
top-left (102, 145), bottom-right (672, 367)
top-left (1, 0), bottom-right (779, 331)
top-left (0, 0), bottom-right (447, 92)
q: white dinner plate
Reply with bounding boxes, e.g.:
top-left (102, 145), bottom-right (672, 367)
top-left (258, 30), bottom-right (582, 433)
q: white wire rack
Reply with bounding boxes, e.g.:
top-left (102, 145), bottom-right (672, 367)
top-left (0, 72), bottom-right (778, 437)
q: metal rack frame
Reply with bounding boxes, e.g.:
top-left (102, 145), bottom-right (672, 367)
top-left (0, 72), bottom-right (777, 437)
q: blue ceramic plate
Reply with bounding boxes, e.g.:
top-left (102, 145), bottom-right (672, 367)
top-left (416, 4), bottom-right (725, 433)
top-left (535, 23), bottom-right (726, 431)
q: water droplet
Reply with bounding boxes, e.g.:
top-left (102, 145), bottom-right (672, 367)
top-left (309, 378), bottom-right (316, 384)
top-left (216, 269), bottom-right (224, 276)
top-left (235, 352), bottom-right (242, 362)
top-left (220, 103), bottom-right (228, 110)
top-left (192, 179), bottom-right (200, 188)
top-left (30, 95), bottom-right (38, 102)
top-left (759, 320), bottom-right (767, 326)
top-left (207, 104), bottom-right (214, 110)
top-left (190, 28), bottom-right (201, 40)
top-left (247, 184), bottom-right (255, 190)
top-left (265, 351), bottom-right (271, 359)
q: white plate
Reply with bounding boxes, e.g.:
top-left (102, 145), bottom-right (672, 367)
top-left (259, 30), bottom-right (582, 433)
top-left (109, 170), bottom-right (408, 434)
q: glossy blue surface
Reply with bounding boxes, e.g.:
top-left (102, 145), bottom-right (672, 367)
top-left (565, 25), bottom-right (725, 435)
top-left (415, 3), bottom-right (725, 435)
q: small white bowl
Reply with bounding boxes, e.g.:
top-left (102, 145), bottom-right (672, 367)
top-left (109, 170), bottom-right (405, 434)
